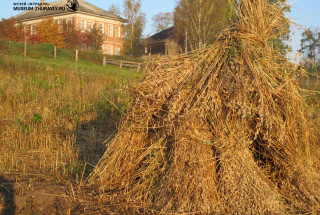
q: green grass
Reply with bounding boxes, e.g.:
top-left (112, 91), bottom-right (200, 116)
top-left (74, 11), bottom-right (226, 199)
top-left (0, 39), bottom-right (141, 178)
top-left (0, 39), bottom-right (144, 63)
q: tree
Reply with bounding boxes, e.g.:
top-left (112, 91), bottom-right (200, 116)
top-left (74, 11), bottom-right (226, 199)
top-left (174, 0), bottom-right (290, 53)
top-left (123, 0), bottom-right (146, 56)
top-left (85, 23), bottom-right (105, 50)
top-left (61, 21), bottom-right (82, 49)
top-left (0, 18), bottom-right (24, 41)
top-left (300, 28), bottom-right (320, 63)
top-left (108, 4), bottom-right (122, 16)
top-left (37, 17), bottom-right (65, 48)
top-left (300, 27), bottom-right (320, 74)
top-left (152, 12), bottom-right (173, 33)
top-left (174, 0), bottom-right (229, 52)
top-left (267, 0), bottom-right (291, 55)
top-left (61, 21), bottom-right (104, 51)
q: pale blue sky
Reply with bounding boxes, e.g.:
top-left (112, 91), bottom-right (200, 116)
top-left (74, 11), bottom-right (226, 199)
top-left (1, 0), bottom-right (319, 59)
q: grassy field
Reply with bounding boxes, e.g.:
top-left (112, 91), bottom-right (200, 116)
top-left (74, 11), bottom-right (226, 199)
top-left (0, 42), bottom-right (140, 181)
top-left (0, 39), bottom-right (319, 213)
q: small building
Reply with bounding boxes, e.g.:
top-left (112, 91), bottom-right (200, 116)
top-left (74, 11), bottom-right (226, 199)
top-left (14, 0), bottom-right (126, 55)
top-left (145, 27), bottom-right (182, 56)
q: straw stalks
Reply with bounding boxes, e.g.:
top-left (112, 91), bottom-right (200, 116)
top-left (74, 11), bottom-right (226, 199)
top-left (89, 0), bottom-right (320, 213)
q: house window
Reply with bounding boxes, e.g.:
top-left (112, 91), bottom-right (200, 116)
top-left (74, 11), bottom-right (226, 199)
top-left (24, 25), bottom-right (29, 34)
top-left (108, 24), bottom-right (113, 37)
top-left (115, 47), bottom-right (120, 56)
top-left (81, 20), bottom-right (86, 32)
top-left (57, 20), bottom-right (63, 29)
top-left (115, 26), bottom-right (120, 38)
top-left (99, 23), bottom-right (104, 34)
top-left (108, 45), bottom-right (113, 55)
top-left (89, 21), bottom-right (94, 32)
top-left (31, 25), bottom-right (36, 35)
top-left (67, 19), bottom-right (72, 25)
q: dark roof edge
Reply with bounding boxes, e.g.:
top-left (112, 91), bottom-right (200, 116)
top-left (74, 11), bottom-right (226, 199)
top-left (146, 26), bottom-right (175, 45)
top-left (149, 27), bottom-right (174, 38)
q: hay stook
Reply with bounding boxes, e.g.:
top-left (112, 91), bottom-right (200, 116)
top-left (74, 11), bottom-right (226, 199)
top-left (89, 0), bottom-right (320, 213)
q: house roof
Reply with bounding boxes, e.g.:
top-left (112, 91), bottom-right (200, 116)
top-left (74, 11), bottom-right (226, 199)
top-left (146, 27), bottom-right (174, 46)
top-left (14, 0), bottom-right (126, 22)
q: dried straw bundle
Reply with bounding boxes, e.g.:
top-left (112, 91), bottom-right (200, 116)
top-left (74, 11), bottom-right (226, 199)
top-left (89, 0), bottom-right (320, 213)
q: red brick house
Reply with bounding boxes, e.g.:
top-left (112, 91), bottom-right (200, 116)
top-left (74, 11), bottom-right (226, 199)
top-left (14, 0), bottom-right (126, 55)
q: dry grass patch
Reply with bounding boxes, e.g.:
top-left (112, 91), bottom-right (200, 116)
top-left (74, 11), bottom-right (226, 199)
top-left (0, 55), bottom-right (136, 177)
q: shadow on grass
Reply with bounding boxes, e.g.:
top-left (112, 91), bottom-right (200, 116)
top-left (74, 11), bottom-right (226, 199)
top-left (0, 176), bottom-right (16, 215)
top-left (74, 107), bottom-right (123, 177)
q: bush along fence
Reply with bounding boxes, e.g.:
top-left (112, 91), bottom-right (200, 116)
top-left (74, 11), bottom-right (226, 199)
top-left (21, 38), bottom-right (81, 63)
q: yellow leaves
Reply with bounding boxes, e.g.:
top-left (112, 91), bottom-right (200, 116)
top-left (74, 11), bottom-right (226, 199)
top-left (38, 16), bottom-right (65, 48)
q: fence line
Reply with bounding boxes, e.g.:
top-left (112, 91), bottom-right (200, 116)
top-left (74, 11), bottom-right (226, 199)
top-left (21, 42), bottom-right (142, 69)
top-left (103, 56), bottom-right (142, 71)
top-left (24, 37), bottom-right (27, 57)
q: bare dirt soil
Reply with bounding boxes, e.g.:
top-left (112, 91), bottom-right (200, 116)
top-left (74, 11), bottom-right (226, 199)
top-left (0, 174), bottom-right (82, 215)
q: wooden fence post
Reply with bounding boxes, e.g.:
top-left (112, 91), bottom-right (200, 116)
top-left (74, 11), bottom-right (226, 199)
top-left (24, 37), bottom-right (27, 57)
top-left (120, 61), bottom-right (123, 69)
top-left (137, 63), bottom-right (141, 71)
top-left (103, 56), bottom-right (106, 67)
top-left (185, 30), bottom-right (188, 54)
top-left (54, 46), bottom-right (56, 61)
top-left (75, 49), bottom-right (78, 63)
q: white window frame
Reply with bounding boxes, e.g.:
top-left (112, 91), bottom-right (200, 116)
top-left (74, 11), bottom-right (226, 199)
top-left (108, 24), bottom-right (113, 37)
top-left (108, 45), bottom-right (113, 55)
top-left (89, 21), bottom-right (94, 32)
top-left (31, 24), bottom-right (36, 35)
top-left (99, 23), bottom-right (104, 34)
top-left (81, 20), bottom-right (86, 32)
top-left (115, 26), bottom-right (120, 38)
top-left (115, 46), bottom-right (120, 56)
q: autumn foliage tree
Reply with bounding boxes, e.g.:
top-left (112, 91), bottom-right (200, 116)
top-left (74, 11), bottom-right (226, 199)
top-left (37, 17), bottom-right (65, 48)
top-left (35, 18), bottom-right (105, 51)
top-left (1, 16), bottom-right (105, 52)
top-left (0, 18), bottom-right (24, 41)
top-left (84, 24), bottom-right (105, 50)
top-left (61, 21), bottom-right (82, 49)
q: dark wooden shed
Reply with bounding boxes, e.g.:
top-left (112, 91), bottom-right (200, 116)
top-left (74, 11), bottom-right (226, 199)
top-left (145, 27), bottom-right (182, 56)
